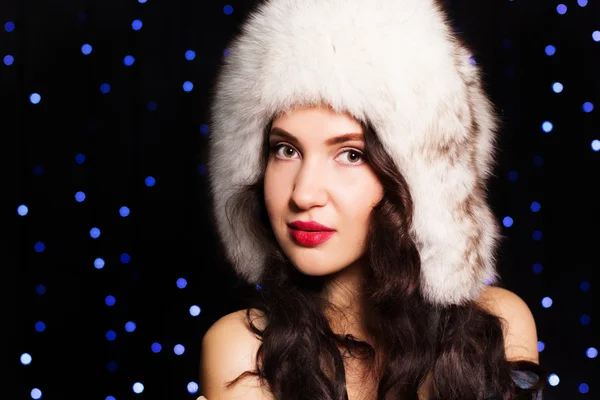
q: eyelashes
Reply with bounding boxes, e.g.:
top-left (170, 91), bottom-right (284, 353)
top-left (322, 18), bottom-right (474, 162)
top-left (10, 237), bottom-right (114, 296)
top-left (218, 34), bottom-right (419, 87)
top-left (269, 143), bottom-right (366, 165)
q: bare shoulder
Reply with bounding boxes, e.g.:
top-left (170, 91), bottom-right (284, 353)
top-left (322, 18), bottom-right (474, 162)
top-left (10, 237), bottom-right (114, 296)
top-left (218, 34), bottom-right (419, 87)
top-left (200, 308), bottom-right (273, 399)
top-left (478, 286), bottom-right (539, 363)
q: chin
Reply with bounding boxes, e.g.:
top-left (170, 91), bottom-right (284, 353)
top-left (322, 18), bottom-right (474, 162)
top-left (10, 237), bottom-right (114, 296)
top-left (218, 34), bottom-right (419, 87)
top-left (287, 255), bottom-right (348, 277)
top-left (294, 266), bottom-right (336, 277)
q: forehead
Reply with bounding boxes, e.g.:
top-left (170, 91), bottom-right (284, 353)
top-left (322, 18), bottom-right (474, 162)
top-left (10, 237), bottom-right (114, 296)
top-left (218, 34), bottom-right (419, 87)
top-left (269, 106), bottom-right (364, 142)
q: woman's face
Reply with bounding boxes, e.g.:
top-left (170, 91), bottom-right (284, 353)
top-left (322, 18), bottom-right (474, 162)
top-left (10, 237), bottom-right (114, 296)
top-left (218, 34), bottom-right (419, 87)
top-left (264, 106), bottom-right (384, 277)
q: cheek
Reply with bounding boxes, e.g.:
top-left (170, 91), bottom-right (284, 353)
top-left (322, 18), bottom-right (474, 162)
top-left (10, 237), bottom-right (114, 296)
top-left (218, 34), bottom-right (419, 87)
top-left (338, 178), bottom-right (383, 221)
top-left (263, 166), bottom-right (286, 219)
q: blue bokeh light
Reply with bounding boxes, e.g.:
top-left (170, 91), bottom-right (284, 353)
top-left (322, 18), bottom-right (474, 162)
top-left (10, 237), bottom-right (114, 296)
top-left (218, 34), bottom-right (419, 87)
top-left (538, 341), bottom-right (545, 352)
top-left (121, 253), bottom-right (131, 264)
top-left (224, 5), bottom-right (234, 15)
top-left (545, 45), bottom-right (556, 56)
top-left (30, 93), bottom-right (41, 104)
top-left (81, 44), bottom-right (93, 55)
top-left (4, 55), bottom-right (14, 66)
top-left (145, 176), bottom-right (156, 187)
top-left (75, 191), bottom-right (86, 202)
top-left (123, 55), bottom-right (135, 66)
top-left (90, 227), bottom-right (101, 239)
top-left (132, 19), bottom-right (143, 30)
top-left (105, 295), bottom-right (116, 306)
top-left (75, 153), bottom-right (86, 164)
top-left (580, 281), bottom-right (590, 292)
top-left (125, 321), bottom-right (137, 332)
top-left (120, 206), bottom-right (130, 217)
top-left (556, 4), bottom-right (567, 14)
top-left (148, 101), bottom-right (157, 111)
top-left (185, 50), bottom-right (196, 60)
top-left (151, 342), bottom-right (162, 353)
top-left (5, 21), bottom-right (15, 32)
top-left (593, 31), bottom-right (600, 42)
top-left (508, 171), bottom-right (518, 181)
top-left (532, 263), bottom-right (543, 274)
top-left (579, 383), bottom-right (589, 394)
top-left (177, 278), bottom-right (187, 289)
top-left (582, 102), bottom-right (594, 113)
top-left (532, 230), bottom-right (542, 240)
top-left (36, 284), bottom-right (46, 295)
top-left (34, 242), bottom-right (45, 253)
top-left (592, 139), bottom-right (600, 152)
top-left (530, 202), bottom-right (541, 212)
top-left (183, 81), bottom-right (194, 92)
top-left (18, 205), bottom-right (29, 216)
top-left (94, 257), bottom-right (105, 269)
top-left (502, 216), bottom-right (513, 227)
top-left (107, 361), bottom-right (118, 372)
top-left (578, 0), bottom-right (588, 6)
top-left (586, 347), bottom-right (598, 358)
top-left (580, 314), bottom-right (591, 325)
top-left (200, 124), bottom-right (209, 135)
top-left (35, 321), bottom-right (46, 332)
top-left (548, 373), bottom-right (560, 386)
top-left (100, 83), bottom-right (111, 94)
top-left (106, 330), bottom-right (117, 341)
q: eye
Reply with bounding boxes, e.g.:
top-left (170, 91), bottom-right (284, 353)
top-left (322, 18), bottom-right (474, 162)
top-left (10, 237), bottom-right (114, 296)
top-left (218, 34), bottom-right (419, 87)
top-left (338, 149), bottom-right (365, 165)
top-left (270, 143), bottom-right (365, 165)
top-left (272, 144), bottom-right (299, 159)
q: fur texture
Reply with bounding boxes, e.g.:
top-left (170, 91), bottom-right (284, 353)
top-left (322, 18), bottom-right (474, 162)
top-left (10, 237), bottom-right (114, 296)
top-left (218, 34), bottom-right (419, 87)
top-left (207, 0), bottom-right (501, 305)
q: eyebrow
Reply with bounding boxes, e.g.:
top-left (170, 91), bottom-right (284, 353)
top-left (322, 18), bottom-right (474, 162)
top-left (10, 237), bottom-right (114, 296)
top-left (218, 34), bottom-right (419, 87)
top-left (269, 127), bottom-right (364, 146)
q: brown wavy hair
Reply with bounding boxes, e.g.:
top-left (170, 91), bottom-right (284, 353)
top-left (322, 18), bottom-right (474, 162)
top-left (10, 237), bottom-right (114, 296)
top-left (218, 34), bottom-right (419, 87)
top-left (218, 118), bottom-right (547, 399)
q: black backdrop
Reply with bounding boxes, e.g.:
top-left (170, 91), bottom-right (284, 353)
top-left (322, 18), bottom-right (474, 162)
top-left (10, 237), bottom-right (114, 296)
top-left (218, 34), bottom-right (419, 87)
top-left (7, 0), bottom-right (598, 399)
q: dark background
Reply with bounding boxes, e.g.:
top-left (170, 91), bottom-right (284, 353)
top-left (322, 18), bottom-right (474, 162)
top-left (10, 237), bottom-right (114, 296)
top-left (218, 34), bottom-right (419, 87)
top-left (6, 0), bottom-right (598, 399)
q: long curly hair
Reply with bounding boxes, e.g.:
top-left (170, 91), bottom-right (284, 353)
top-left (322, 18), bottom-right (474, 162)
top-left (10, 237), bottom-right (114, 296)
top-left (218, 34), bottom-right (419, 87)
top-left (219, 118), bottom-right (547, 399)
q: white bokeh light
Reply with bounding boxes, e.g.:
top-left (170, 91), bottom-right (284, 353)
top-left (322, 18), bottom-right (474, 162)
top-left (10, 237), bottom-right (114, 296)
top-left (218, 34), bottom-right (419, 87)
top-left (31, 388), bottom-right (42, 399)
top-left (190, 305), bottom-right (201, 316)
top-left (21, 353), bottom-right (32, 365)
top-left (133, 382), bottom-right (144, 393)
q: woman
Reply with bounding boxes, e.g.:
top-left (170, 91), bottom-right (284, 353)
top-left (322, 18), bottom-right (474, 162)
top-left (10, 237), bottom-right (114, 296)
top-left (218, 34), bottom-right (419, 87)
top-left (200, 0), bottom-right (547, 398)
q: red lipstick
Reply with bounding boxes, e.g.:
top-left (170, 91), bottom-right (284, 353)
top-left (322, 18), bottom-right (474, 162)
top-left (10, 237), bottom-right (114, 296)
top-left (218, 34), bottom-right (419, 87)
top-left (287, 220), bottom-right (335, 246)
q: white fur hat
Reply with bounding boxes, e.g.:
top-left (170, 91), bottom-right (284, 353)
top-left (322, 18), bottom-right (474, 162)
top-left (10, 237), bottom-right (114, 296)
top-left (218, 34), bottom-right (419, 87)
top-left (207, 0), bottom-right (501, 306)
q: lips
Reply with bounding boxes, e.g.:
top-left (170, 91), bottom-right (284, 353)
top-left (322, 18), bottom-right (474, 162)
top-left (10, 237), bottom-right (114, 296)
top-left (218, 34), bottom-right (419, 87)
top-left (288, 220), bottom-right (335, 231)
top-left (287, 220), bottom-right (335, 246)
top-left (288, 228), bottom-right (335, 246)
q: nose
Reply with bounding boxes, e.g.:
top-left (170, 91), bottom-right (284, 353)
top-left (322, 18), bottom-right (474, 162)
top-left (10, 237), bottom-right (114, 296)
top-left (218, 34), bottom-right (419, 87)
top-left (290, 159), bottom-right (328, 210)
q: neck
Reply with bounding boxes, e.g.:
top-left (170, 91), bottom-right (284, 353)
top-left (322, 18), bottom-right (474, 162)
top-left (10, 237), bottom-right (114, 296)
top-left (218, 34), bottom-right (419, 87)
top-left (321, 259), bottom-right (373, 344)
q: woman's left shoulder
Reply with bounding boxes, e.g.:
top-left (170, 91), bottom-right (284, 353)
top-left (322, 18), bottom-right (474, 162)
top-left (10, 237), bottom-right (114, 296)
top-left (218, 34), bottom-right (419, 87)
top-left (477, 286), bottom-right (540, 363)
